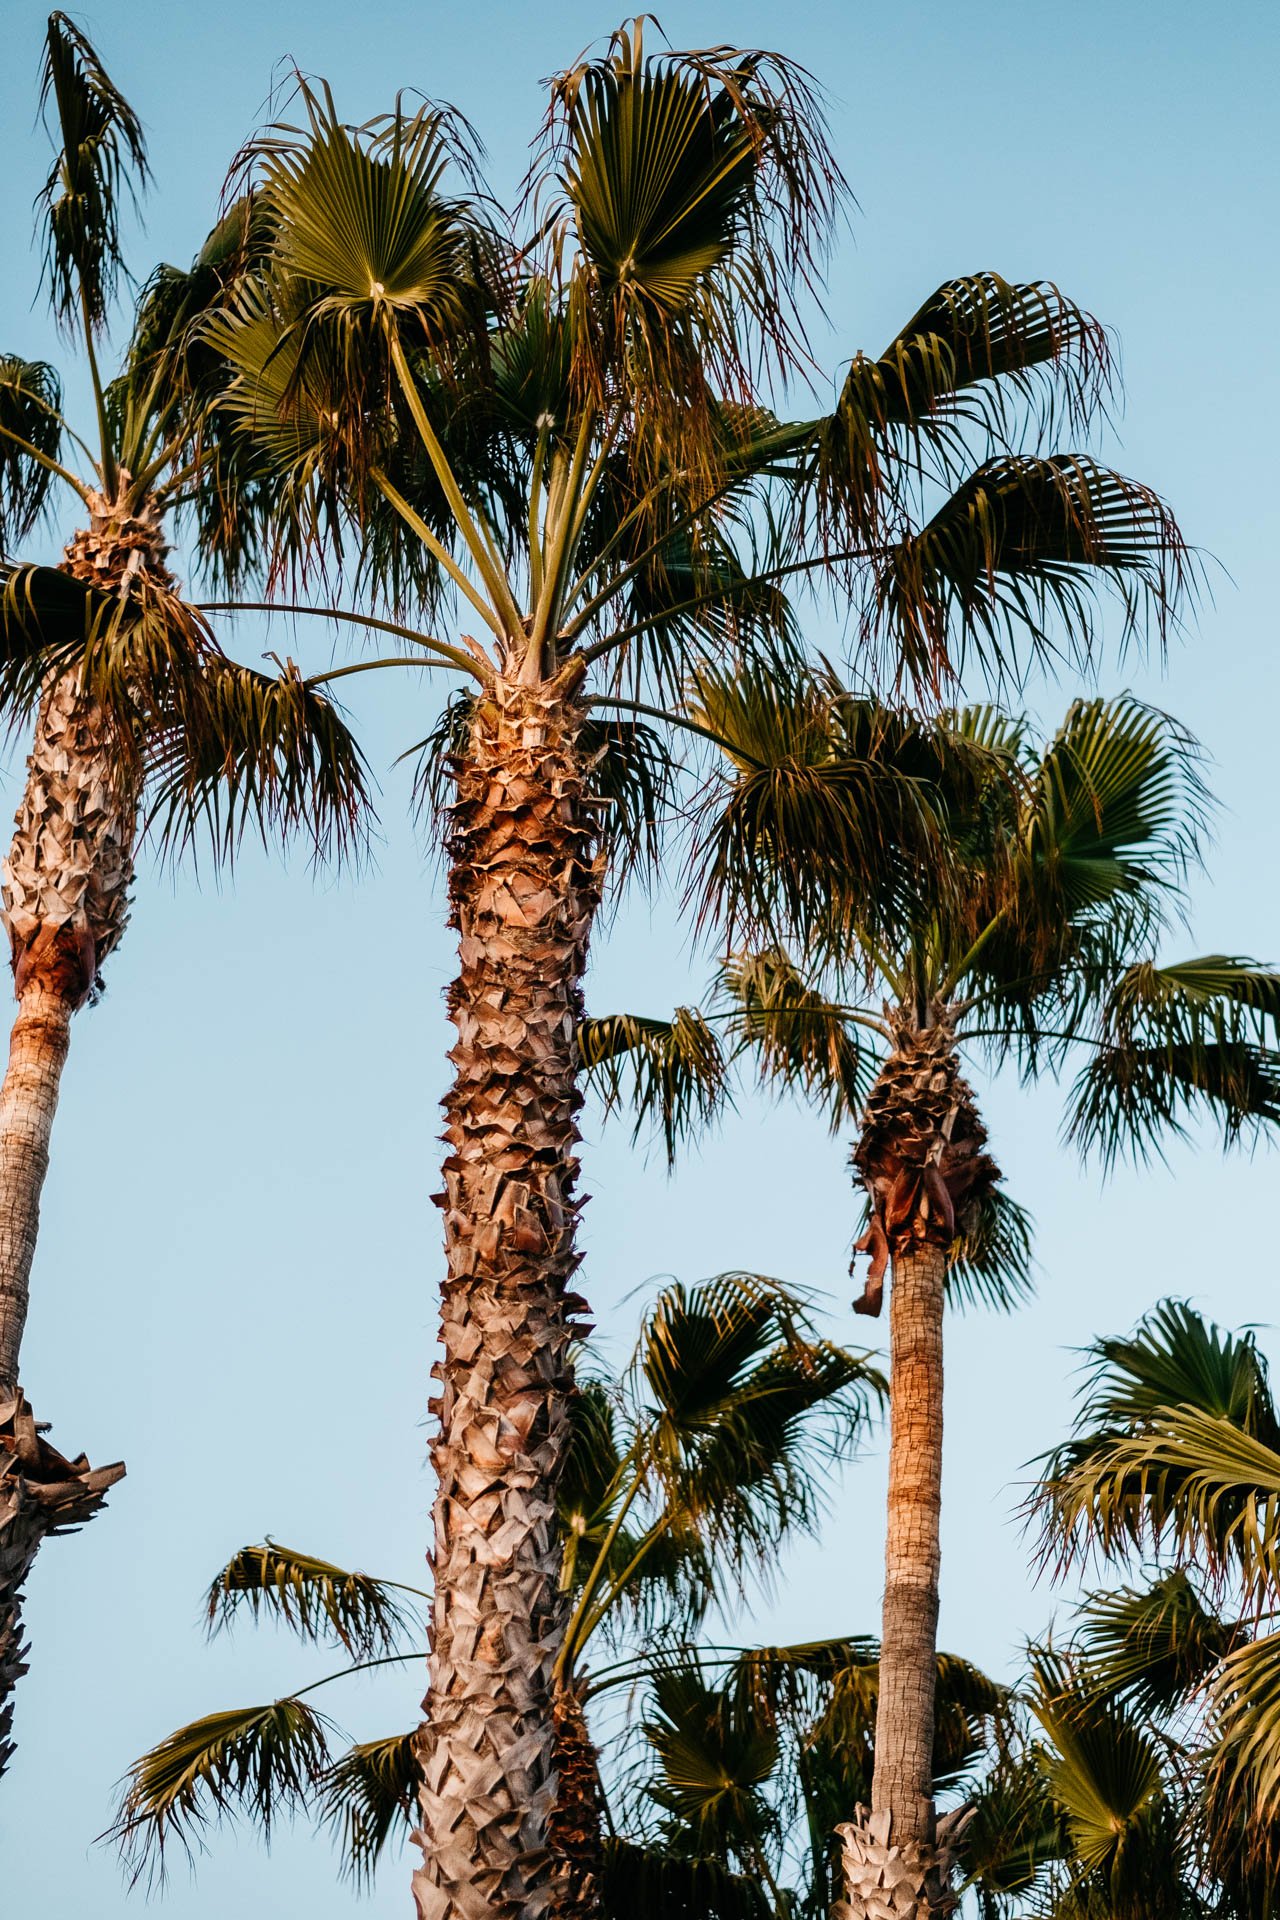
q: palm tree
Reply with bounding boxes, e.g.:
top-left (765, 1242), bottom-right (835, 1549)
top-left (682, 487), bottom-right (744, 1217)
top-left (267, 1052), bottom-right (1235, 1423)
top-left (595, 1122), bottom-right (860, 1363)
top-left (200, 25), bottom-right (1187, 1909)
top-left (1033, 1299), bottom-right (1280, 1910)
top-left (0, 13), bottom-right (370, 1771)
top-left (108, 1273), bottom-right (883, 1910)
top-left (604, 682), bottom-right (1280, 1913)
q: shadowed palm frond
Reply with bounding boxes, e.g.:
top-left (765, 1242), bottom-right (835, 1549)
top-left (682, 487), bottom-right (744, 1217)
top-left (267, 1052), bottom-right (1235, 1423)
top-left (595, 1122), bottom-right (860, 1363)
top-left (870, 456), bottom-right (1187, 694)
top-left (316, 1732), bottom-right (418, 1887)
top-left (1066, 955), bottom-right (1280, 1166)
top-left (0, 357), bottom-right (68, 546)
top-left (146, 653), bottom-right (374, 870)
top-left (601, 1836), bottom-right (772, 1920)
top-left (109, 1697), bottom-right (336, 1888)
top-left (944, 1187), bottom-right (1036, 1315)
top-left (206, 1541), bottom-right (421, 1658)
top-left (1075, 1570), bottom-right (1231, 1716)
top-left (717, 948), bottom-right (876, 1131)
top-left (580, 1007), bottom-right (730, 1166)
top-left (37, 12), bottom-right (149, 334)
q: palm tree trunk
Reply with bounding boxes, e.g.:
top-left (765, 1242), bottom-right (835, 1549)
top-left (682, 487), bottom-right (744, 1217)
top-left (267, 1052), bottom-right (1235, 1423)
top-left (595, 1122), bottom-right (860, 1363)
top-left (548, 1677), bottom-right (607, 1920)
top-left (412, 674), bottom-right (601, 1920)
top-left (0, 488), bottom-right (152, 1771)
top-left (839, 1010), bottom-right (997, 1918)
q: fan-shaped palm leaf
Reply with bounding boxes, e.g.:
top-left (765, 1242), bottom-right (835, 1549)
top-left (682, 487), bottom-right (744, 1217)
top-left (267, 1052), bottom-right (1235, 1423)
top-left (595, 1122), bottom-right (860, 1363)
top-left (1076, 1570), bottom-right (1231, 1717)
top-left (0, 358), bottom-right (68, 547)
top-left (109, 1697), bottom-right (336, 1886)
top-left (316, 1731), bottom-right (418, 1888)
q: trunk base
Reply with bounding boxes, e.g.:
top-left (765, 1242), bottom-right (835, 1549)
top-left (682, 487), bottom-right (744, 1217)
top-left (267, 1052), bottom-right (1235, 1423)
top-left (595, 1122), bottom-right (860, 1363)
top-left (0, 1390), bottom-right (124, 1778)
top-left (834, 1805), bottom-right (970, 1920)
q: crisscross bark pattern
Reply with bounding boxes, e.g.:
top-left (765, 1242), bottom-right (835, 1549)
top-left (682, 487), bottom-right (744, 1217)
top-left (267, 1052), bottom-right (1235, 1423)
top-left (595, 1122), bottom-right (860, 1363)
top-left (413, 678), bottom-right (601, 1920)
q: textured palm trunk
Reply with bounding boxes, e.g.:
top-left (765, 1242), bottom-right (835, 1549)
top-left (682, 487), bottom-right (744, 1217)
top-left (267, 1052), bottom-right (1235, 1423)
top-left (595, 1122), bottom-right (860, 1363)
top-left (0, 484), bottom-right (159, 1768)
top-left (412, 674), bottom-right (601, 1920)
top-left (547, 1677), bottom-right (607, 1920)
top-left (839, 1011), bottom-right (996, 1919)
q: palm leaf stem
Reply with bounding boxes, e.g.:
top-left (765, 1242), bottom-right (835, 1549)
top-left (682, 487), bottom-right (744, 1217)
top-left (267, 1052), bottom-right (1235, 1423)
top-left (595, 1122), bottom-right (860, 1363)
top-left (0, 374), bottom-right (96, 467)
top-left (78, 281), bottom-right (116, 493)
top-left (0, 420), bottom-right (90, 503)
top-left (573, 1515), bottom-right (677, 1659)
top-left (937, 908), bottom-right (1009, 1002)
top-left (528, 429), bottom-right (586, 666)
top-left (197, 600), bottom-right (488, 684)
top-left (556, 1463), bottom-right (646, 1684)
top-left (586, 695), bottom-right (768, 769)
top-left (370, 469), bottom-right (504, 646)
top-left (307, 655), bottom-right (458, 686)
top-left (386, 330), bottom-right (521, 633)
top-left (528, 423), bottom-right (550, 605)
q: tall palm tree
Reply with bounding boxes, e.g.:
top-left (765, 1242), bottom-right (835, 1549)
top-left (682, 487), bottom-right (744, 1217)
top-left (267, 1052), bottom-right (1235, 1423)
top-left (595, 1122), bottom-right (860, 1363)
top-left (108, 1273), bottom-right (883, 1909)
top-left (608, 682), bottom-right (1280, 1914)
top-left (201, 26), bottom-right (1187, 1911)
top-left (0, 13), bottom-right (370, 1773)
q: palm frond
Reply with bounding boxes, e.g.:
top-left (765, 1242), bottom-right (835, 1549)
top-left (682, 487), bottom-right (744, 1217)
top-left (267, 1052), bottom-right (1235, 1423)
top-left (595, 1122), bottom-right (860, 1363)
top-left (1075, 1570), bottom-right (1231, 1716)
top-left (109, 1697), bottom-right (336, 1887)
top-left (818, 273), bottom-right (1112, 537)
top-left (38, 12), bottom-right (149, 332)
top-left (579, 1007), bottom-right (730, 1166)
top-left (601, 1835), bottom-right (772, 1920)
top-left (869, 455), bottom-right (1188, 693)
top-left (316, 1732), bottom-right (418, 1887)
top-left (0, 357), bottom-right (67, 548)
top-left (206, 1541), bottom-right (420, 1658)
top-left (1067, 954), bottom-right (1280, 1166)
top-left (717, 948), bottom-right (875, 1132)
top-left (945, 1187), bottom-right (1036, 1314)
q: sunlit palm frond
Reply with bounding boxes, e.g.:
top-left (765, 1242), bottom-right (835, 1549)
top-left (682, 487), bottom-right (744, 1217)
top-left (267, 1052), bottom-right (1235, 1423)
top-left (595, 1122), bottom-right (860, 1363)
top-left (870, 455), bottom-right (1187, 694)
top-left (579, 1007), bottom-right (730, 1166)
top-left (109, 1697), bottom-right (336, 1888)
top-left (640, 1662), bottom-right (781, 1867)
top-left (206, 1541), bottom-right (420, 1658)
top-left (543, 21), bottom-right (843, 400)
top-left (37, 12), bottom-right (149, 333)
top-left (818, 273), bottom-right (1112, 537)
top-left (316, 1732), bottom-right (418, 1887)
top-left (1027, 1652), bottom-right (1182, 1891)
top-left (0, 357), bottom-right (68, 548)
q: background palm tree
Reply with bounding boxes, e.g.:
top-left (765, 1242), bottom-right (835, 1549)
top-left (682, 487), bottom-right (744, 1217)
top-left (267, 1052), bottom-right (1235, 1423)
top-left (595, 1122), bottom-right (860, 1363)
top-left (1030, 1298), bottom-right (1280, 1912)
top-left (0, 12), bottom-right (370, 1775)
top-left (107, 1273), bottom-right (884, 1910)
top-left (593, 681), bottom-right (1280, 1913)
top-left (199, 25), bottom-right (1187, 1910)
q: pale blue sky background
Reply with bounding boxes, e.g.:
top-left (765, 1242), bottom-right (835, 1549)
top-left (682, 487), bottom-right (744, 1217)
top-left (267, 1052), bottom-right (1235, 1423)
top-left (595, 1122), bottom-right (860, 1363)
top-left (0, 1), bottom-right (1276, 1911)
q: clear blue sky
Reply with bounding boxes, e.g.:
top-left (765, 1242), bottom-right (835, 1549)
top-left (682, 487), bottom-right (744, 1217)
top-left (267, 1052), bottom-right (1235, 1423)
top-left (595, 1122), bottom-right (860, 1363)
top-left (1, 2), bottom-right (1277, 1912)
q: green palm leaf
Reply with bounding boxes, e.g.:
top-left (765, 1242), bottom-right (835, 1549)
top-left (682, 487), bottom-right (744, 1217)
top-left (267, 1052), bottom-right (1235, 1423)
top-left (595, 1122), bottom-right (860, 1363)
top-left (1076, 1570), bottom-right (1231, 1715)
top-left (109, 1697), bottom-right (336, 1886)
top-left (0, 357), bottom-right (66, 547)
top-left (579, 1007), bottom-right (730, 1166)
top-left (316, 1731), bottom-right (418, 1887)
top-left (871, 455), bottom-right (1186, 690)
top-left (38, 11), bottom-right (149, 332)
top-left (601, 1835), bottom-right (772, 1920)
top-left (205, 1541), bottom-right (420, 1658)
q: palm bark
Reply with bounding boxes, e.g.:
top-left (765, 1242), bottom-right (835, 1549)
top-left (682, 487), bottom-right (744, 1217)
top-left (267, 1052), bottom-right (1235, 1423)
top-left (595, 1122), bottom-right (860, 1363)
top-left (0, 484), bottom-right (159, 1765)
top-left (839, 1010), bottom-right (996, 1919)
top-left (412, 674), bottom-right (601, 1920)
top-left (548, 1677), bottom-right (607, 1920)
